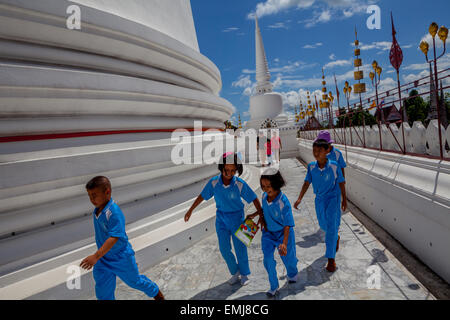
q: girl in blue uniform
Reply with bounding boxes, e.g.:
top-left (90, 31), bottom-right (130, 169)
top-left (184, 152), bottom-right (263, 286)
top-left (259, 168), bottom-right (298, 297)
top-left (294, 139), bottom-right (347, 272)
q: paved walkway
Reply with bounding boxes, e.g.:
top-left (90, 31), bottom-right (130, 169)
top-left (89, 158), bottom-right (434, 300)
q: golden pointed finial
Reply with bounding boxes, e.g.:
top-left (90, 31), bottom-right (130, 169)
top-left (238, 113), bottom-right (242, 129)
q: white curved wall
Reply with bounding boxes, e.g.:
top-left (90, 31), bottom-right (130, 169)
top-left (0, 0), bottom-right (235, 285)
top-left (71, 0), bottom-right (200, 52)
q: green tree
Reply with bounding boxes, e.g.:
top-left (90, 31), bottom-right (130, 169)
top-left (404, 90), bottom-right (429, 125)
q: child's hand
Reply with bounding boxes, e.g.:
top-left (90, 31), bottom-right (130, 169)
top-left (184, 210), bottom-right (192, 222)
top-left (342, 199), bottom-right (347, 212)
top-left (80, 254), bottom-right (98, 270)
top-left (278, 243), bottom-right (287, 256)
top-left (257, 215), bottom-right (267, 231)
top-left (294, 199), bottom-right (301, 210)
top-left (245, 213), bottom-right (258, 221)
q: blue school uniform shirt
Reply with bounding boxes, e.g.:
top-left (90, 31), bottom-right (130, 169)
top-left (261, 191), bottom-right (295, 232)
top-left (201, 174), bottom-right (257, 213)
top-left (327, 146), bottom-right (346, 169)
top-left (93, 198), bottom-right (134, 259)
top-left (304, 160), bottom-right (345, 199)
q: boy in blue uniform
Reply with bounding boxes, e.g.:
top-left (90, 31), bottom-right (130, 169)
top-left (185, 152), bottom-right (262, 286)
top-left (256, 168), bottom-right (298, 297)
top-left (317, 130), bottom-right (347, 250)
top-left (81, 176), bottom-right (164, 300)
top-left (294, 139), bottom-right (347, 272)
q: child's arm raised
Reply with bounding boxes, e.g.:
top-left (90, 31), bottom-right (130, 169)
top-left (184, 194), bottom-right (204, 222)
top-left (339, 182), bottom-right (347, 212)
top-left (80, 237), bottom-right (118, 270)
top-left (294, 181), bottom-right (310, 209)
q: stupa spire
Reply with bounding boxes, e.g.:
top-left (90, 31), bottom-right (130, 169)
top-left (255, 15), bottom-right (273, 95)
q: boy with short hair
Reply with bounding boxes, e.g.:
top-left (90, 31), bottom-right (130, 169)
top-left (294, 139), bottom-right (347, 272)
top-left (316, 130), bottom-right (347, 251)
top-left (81, 176), bottom-right (164, 300)
top-left (317, 130), bottom-right (347, 177)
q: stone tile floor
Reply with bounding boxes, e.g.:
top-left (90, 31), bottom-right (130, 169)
top-left (89, 158), bottom-right (435, 300)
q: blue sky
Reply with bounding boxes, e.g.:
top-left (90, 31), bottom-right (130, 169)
top-left (191, 0), bottom-right (450, 125)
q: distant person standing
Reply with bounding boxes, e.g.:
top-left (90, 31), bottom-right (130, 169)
top-left (265, 138), bottom-right (272, 166)
top-left (257, 131), bottom-right (267, 167)
top-left (270, 131), bottom-right (282, 164)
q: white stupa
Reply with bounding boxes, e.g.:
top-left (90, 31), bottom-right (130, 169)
top-left (244, 16), bottom-right (301, 158)
top-left (245, 16), bottom-right (284, 130)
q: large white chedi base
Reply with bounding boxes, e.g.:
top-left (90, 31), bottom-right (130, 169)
top-left (0, 0), bottom-right (260, 299)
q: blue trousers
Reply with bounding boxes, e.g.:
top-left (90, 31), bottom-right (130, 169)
top-left (262, 228), bottom-right (298, 291)
top-left (93, 251), bottom-right (159, 300)
top-left (215, 210), bottom-right (250, 276)
top-left (315, 194), bottom-right (340, 259)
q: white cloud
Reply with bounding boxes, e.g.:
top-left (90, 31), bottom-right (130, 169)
top-left (232, 75), bottom-right (252, 88)
top-left (268, 22), bottom-right (288, 29)
top-left (318, 10), bottom-right (331, 22)
top-left (329, 53), bottom-right (336, 60)
top-left (248, 0), bottom-right (378, 26)
top-left (357, 41), bottom-right (392, 51)
top-left (303, 42), bottom-right (323, 49)
top-left (223, 27), bottom-right (239, 33)
top-left (324, 59), bottom-right (351, 69)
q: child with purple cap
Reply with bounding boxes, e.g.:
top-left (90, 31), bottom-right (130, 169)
top-left (294, 138), bottom-right (347, 272)
top-left (316, 130), bottom-right (347, 251)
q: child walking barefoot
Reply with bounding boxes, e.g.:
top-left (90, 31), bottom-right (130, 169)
top-left (259, 168), bottom-right (298, 297)
top-left (184, 152), bottom-right (263, 286)
top-left (294, 139), bottom-right (347, 272)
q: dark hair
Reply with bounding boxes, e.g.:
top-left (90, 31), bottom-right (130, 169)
top-left (260, 168), bottom-right (285, 191)
top-left (313, 139), bottom-right (330, 151)
top-left (86, 176), bottom-right (111, 191)
top-left (218, 152), bottom-right (243, 176)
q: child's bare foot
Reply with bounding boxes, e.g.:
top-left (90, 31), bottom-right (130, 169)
top-left (336, 235), bottom-right (340, 252)
top-left (154, 290), bottom-right (165, 300)
top-left (326, 258), bottom-right (336, 272)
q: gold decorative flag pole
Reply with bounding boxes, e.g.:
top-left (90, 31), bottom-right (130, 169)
top-left (353, 27), bottom-right (366, 147)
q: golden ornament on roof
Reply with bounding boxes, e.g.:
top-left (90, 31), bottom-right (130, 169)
top-left (419, 41), bottom-right (429, 56)
top-left (369, 72), bottom-right (375, 81)
top-left (372, 60), bottom-right (378, 69)
top-left (376, 66), bottom-right (382, 76)
top-left (438, 26), bottom-right (448, 43)
top-left (429, 22), bottom-right (439, 38)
